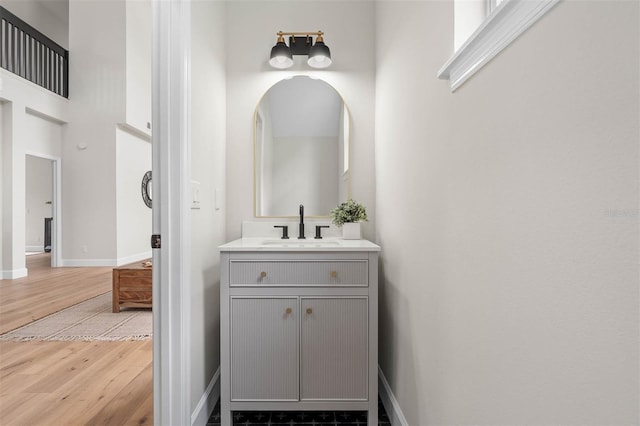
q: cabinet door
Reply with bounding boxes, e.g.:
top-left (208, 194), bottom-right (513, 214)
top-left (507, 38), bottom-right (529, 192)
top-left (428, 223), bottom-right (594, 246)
top-left (300, 297), bottom-right (368, 400)
top-left (230, 297), bottom-right (299, 401)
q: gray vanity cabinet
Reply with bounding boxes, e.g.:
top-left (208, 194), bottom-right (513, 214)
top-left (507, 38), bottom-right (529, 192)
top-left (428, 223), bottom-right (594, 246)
top-left (230, 297), bottom-right (299, 401)
top-left (300, 297), bottom-right (368, 400)
top-left (220, 248), bottom-right (379, 425)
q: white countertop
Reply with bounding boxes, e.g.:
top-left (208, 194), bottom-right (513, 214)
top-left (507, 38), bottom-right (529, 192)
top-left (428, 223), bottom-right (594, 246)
top-left (219, 237), bottom-right (381, 252)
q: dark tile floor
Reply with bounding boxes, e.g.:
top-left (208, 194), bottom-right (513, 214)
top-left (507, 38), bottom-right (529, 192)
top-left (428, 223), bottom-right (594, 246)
top-left (207, 397), bottom-right (391, 425)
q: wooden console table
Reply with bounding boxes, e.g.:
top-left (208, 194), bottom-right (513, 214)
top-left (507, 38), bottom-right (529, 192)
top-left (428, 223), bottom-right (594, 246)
top-left (112, 260), bottom-right (152, 312)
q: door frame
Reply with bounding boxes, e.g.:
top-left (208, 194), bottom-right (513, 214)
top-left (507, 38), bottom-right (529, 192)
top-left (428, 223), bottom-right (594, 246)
top-left (152, 0), bottom-right (192, 424)
top-left (24, 151), bottom-right (61, 268)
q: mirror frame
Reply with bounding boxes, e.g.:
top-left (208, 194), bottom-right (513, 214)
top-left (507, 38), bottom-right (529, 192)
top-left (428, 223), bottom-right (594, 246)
top-left (253, 76), bottom-right (351, 218)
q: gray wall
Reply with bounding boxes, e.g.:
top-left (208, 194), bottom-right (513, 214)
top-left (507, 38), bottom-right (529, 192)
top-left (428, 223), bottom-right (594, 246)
top-left (190, 0), bottom-right (227, 414)
top-left (375, 0), bottom-right (639, 424)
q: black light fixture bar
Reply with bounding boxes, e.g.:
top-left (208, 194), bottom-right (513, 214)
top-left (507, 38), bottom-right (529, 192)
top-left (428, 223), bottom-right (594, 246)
top-left (288, 36), bottom-right (313, 55)
top-left (269, 30), bottom-right (332, 69)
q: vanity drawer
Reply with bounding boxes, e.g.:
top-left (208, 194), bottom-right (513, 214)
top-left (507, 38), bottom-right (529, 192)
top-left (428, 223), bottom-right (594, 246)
top-left (229, 260), bottom-right (368, 286)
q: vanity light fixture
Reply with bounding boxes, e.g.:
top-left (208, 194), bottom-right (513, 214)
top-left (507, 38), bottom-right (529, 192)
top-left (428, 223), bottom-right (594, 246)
top-left (269, 31), bottom-right (332, 69)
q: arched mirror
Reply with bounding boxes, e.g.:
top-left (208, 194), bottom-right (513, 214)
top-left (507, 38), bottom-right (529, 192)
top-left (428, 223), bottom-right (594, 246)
top-left (254, 76), bottom-right (350, 217)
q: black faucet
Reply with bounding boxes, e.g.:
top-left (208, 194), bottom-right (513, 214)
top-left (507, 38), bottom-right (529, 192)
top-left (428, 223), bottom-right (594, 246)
top-left (298, 204), bottom-right (306, 239)
top-left (274, 225), bottom-right (289, 239)
top-left (315, 225), bottom-right (330, 239)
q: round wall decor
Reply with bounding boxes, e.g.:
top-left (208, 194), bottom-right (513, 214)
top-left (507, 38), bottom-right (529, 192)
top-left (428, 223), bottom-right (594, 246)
top-left (141, 170), bottom-right (152, 208)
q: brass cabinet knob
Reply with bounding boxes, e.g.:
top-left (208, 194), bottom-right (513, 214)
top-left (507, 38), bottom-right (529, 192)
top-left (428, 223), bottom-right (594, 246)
top-left (330, 271), bottom-right (337, 278)
top-left (285, 307), bottom-right (292, 315)
top-left (260, 271), bottom-right (267, 278)
top-left (306, 308), bottom-right (313, 315)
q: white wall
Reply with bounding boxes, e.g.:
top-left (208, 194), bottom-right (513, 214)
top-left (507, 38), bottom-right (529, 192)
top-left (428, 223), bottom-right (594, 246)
top-left (375, 0), bottom-right (639, 424)
top-left (116, 127), bottom-right (151, 263)
top-left (63, 0), bottom-right (125, 264)
top-left (24, 110), bottom-right (63, 157)
top-left (63, 0), bottom-right (151, 266)
top-left (125, 0), bottom-right (152, 135)
top-left (0, 69), bottom-right (67, 277)
top-left (25, 155), bottom-right (53, 251)
top-left (190, 0), bottom-right (226, 419)
top-left (1, 0), bottom-right (151, 270)
top-left (0, 0), bottom-right (69, 49)
top-left (225, 0), bottom-right (376, 239)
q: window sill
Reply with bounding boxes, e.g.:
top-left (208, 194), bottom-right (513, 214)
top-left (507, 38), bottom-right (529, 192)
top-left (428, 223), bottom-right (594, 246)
top-left (438, 0), bottom-right (561, 91)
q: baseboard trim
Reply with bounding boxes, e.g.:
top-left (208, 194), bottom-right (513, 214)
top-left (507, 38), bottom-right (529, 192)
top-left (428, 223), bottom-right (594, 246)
top-left (191, 366), bottom-right (220, 426)
top-left (61, 259), bottom-right (118, 267)
top-left (188, 366), bottom-right (399, 425)
top-left (1, 268), bottom-right (28, 279)
top-left (60, 251), bottom-right (152, 268)
top-left (116, 251), bottom-right (152, 266)
top-left (378, 366), bottom-right (409, 426)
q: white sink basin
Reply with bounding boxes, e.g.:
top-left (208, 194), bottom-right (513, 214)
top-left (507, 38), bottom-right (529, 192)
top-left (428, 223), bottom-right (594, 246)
top-left (260, 239), bottom-right (340, 247)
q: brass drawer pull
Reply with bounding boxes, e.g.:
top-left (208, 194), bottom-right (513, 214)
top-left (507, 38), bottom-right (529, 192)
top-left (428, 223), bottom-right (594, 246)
top-left (260, 271), bottom-right (267, 278)
top-left (306, 308), bottom-right (313, 315)
top-left (285, 307), bottom-right (292, 315)
top-left (330, 271), bottom-right (337, 278)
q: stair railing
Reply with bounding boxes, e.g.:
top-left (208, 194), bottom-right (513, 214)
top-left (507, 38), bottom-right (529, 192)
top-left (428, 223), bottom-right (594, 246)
top-left (0, 6), bottom-right (69, 98)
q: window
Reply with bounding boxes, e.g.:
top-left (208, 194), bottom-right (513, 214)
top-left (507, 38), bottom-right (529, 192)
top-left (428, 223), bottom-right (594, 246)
top-left (438, 0), bottom-right (561, 91)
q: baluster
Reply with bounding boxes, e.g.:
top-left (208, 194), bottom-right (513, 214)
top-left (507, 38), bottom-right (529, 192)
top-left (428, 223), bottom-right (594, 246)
top-left (5, 21), bottom-right (9, 69)
top-left (0, 19), bottom-right (4, 68)
top-left (53, 53), bottom-right (57, 94)
top-left (2, 20), bottom-right (5, 69)
top-left (63, 52), bottom-right (68, 98)
top-left (30, 36), bottom-right (34, 82)
top-left (22, 30), bottom-right (26, 77)
top-left (24, 33), bottom-right (28, 79)
top-left (18, 28), bottom-right (22, 76)
top-left (16, 27), bottom-right (20, 75)
top-left (38, 42), bottom-right (43, 86)
top-left (47, 48), bottom-right (51, 91)
top-left (57, 54), bottom-right (61, 96)
top-left (27, 33), bottom-right (30, 79)
top-left (58, 55), bottom-right (63, 96)
top-left (11, 25), bottom-right (16, 73)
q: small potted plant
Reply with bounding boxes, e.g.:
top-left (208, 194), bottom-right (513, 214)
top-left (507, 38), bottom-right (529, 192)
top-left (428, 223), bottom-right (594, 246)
top-left (330, 199), bottom-right (368, 240)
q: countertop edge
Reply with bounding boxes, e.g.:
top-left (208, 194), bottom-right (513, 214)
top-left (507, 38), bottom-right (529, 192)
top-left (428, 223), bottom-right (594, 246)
top-left (219, 238), bottom-right (381, 252)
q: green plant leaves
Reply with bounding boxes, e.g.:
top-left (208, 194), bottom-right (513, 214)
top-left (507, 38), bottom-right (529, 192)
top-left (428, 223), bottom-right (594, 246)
top-left (329, 199), bottom-right (368, 227)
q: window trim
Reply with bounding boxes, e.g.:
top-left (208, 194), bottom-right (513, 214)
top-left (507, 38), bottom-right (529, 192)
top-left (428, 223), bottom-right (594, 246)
top-left (438, 0), bottom-right (561, 91)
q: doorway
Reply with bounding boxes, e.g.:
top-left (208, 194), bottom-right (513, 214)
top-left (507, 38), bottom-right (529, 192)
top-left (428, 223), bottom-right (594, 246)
top-left (24, 153), bottom-right (61, 268)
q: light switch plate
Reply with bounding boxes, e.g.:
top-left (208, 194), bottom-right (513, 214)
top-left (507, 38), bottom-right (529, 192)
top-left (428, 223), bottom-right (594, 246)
top-left (215, 188), bottom-right (221, 211)
top-left (191, 180), bottom-right (201, 209)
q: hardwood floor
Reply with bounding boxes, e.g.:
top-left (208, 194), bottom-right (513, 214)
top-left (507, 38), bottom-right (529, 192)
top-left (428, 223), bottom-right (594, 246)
top-left (0, 341), bottom-right (152, 426)
top-left (0, 254), bottom-right (153, 425)
top-left (0, 253), bottom-right (112, 334)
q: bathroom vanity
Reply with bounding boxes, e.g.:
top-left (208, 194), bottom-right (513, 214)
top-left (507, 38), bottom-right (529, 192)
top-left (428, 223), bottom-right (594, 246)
top-left (219, 238), bottom-right (380, 425)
